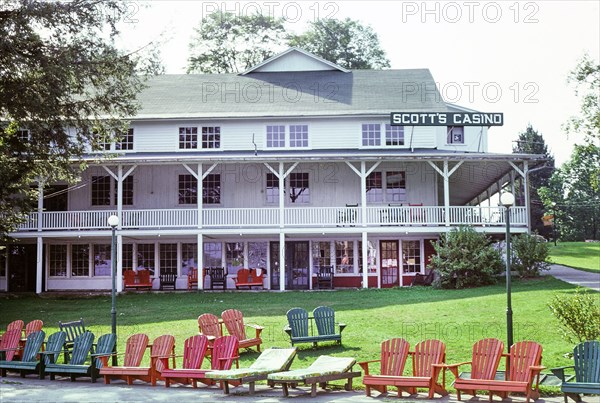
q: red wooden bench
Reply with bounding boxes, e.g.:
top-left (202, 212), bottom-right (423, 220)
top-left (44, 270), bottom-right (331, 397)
top-left (233, 268), bottom-right (264, 289)
top-left (123, 270), bottom-right (153, 290)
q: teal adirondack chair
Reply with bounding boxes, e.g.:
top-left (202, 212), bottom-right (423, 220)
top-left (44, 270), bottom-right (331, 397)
top-left (313, 306), bottom-right (346, 345)
top-left (44, 331), bottom-right (98, 382)
top-left (284, 308), bottom-right (310, 345)
top-left (552, 341), bottom-right (600, 402)
top-left (0, 330), bottom-right (47, 379)
top-left (91, 334), bottom-right (117, 382)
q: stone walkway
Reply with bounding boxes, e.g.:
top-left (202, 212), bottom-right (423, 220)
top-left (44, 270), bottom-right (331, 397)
top-left (547, 264), bottom-right (600, 291)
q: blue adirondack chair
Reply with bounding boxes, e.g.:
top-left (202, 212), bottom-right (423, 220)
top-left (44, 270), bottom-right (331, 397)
top-left (552, 341), bottom-right (600, 402)
top-left (284, 308), bottom-right (310, 345)
top-left (90, 334), bottom-right (117, 382)
top-left (44, 331), bottom-right (100, 382)
top-left (312, 306), bottom-right (346, 345)
top-left (0, 330), bottom-right (48, 379)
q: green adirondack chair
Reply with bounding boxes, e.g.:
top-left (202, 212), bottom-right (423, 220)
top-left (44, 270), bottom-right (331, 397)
top-left (284, 308), bottom-right (310, 345)
top-left (0, 330), bottom-right (48, 379)
top-left (313, 306), bottom-right (346, 345)
top-left (90, 334), bottom-right (117, 382)
top-left (44, 331), bottom-right (99, 382)
top-left (552, 341), bottom-right (600, 402)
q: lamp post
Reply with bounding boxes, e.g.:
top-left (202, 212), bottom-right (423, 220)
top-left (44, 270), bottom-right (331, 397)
top-left (552, 202), bottom-right (558, 246)
top-left (107, 214), bottom-right (119, 365)
top-left (500, 192), bottom-right (515, 350)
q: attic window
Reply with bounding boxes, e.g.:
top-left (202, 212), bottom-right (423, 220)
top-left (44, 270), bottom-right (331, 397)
top-left (447, 126), bottom-right (464, 144)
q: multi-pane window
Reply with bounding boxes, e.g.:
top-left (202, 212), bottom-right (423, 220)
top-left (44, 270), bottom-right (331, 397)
top-left (203, 174), bottom-right (221, 204)
top-left (17, 129), bottom-right (30, 141)
top-left (266, 125), bottom-right (285, 148)
top-left (91, 176), bottom-right (111, 205)
top-left (225, 242), bottom-right (244, 275)
top-left (447, 126), bottom-right (464, 144)
top-left (202, 126), bottom-right (221, 149)
top-left (122, 244), bottom-right (133, 270)
top-left (386, 171), bottom-right (406, 202)
top-left (362, 124), bottom-right (381, 146)
top-left (179, 127), bottom-right (198, 149)
top-left (71, 244), bottom-right (89, 277)
top-left (358, 240), bottom-right (378, 273)
top-left (402, 240), bottom-right (421, 273)
top-left (312, 241), bottom-right (331, 274)
top-left (137, 244), bottom-right (155, 274)
top-left (160, 244), bottom-right (178, 275)
top-left (114, 176), bottom-right (134, 205)
top-left (289, 125), bottom-right (308, 147)
top-left (248, 242), bottom-right (267, 269)
top-left (93, 244), bottom-right (111, 276)
top-left (266, 173), bottom-right (279, 204)
top-left (181, 243), bottom-right (197, 276)
top-left (48, 245), bottom-right (67, 277)
top-left (204, 242), bottom-right (222, 268)
top-left (335, 241), bottom-right (354, 274)
top-left (289, 172), bottom-right (309, 204)
top-left (178, 174), bottom-right (197, 204)
top-left (116, 128), bottom-right (134, 150)
top-left (366, 172), bottom-right (383, 203)
top-left (385, 124), bottom-right (404, 146)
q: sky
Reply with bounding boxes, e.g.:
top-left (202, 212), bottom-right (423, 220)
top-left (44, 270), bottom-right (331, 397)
top-left (117, 0), bottom-right (600, 166)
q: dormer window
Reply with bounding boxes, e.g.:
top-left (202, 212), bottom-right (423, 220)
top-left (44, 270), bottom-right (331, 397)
top-left (447, 126), bottom-right (464, 144)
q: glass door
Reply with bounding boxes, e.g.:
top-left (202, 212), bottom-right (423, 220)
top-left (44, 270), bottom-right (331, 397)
top-left (380, 240), bottom-right (399, 287)
top-left (269, 241), bottom-right (310, 290)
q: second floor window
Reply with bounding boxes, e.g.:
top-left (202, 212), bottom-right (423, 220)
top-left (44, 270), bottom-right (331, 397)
top-left (91, 176), bottom-right (111, 206)
top-left (266, 173), bottom-right (279, 204)
top-left (116, 128), bottom-right (134, 150)
top-left (178, 174), bottom-right (197, 204)
top-left (114, 176), bottom-right (134, 205)
top-left (179, 127), bottom-right (198, 149)
top-left (266, 125), bottom-right (285, 147)
top-left (362, 124), bottom-right (381, 146)
top-left (266, 125), bottom-right (309, 148)
top-left (447, 126), bottom-right (464, 144)
top-left (366, 171), bottom-right (406, 203)
top-left (202, 126), bottom-right (220, 149)
top-left (289, 172), bottom-right (309, 204)
top-left (17, 129), bottom-right (30, 141)
top-left (366, 172), bottom-right (383, 203)
top-left (385, 124), bottom-right (404, 146)
top-left (289, 125), bottom-right (308, 147)
top-left (178, 174), bottom-right (221, 205)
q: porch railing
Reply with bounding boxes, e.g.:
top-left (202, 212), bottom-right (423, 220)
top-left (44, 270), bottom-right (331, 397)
top-left (16, 205), bottom-right (528, 231)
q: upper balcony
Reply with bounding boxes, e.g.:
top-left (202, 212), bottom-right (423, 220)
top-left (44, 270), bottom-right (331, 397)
top-left (15, 205), bottom-right (527, 233)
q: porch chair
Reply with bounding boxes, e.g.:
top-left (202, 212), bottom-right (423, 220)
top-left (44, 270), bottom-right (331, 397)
top-left (446, 337), bottom-right (505, 401)
top-left (207, 267), bottom-right (226, 290)
top-left (159, 272), bottom-right (177, 290)
top-left (316, 266), bottom-right (334, 289)
top-left (552, 340), bottom-right (600, 402)
top-left (187, 268), bottom-right (198, 290)
top-left (221, 309), bottom-right (263, 353)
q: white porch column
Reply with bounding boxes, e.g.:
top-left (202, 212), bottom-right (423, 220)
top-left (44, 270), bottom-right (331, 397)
top-left (360, 162), bottom-right (367, 227)
top-left (198, 164), bottom-right (203, 229)
top-left (117, 234), bottom-right (123, 292)
top-left (36, 236), bottom-right (43, 294)
top-left (37, 181), bottom-right (44, 232)
top-left (117, 165), bottom-right (123, 227)
top-left (361, 232), bottom-right (368, 289)
top-left (197, 234), bottom-right (204, 290)
top-left (279, 163), bottom-right (285, 229)
top-left (523, 161), bottom-right (530, 233)
top-left (443, 161), bottom-right (450, 226)
top-left (279, 232), bottom-right (285, 291)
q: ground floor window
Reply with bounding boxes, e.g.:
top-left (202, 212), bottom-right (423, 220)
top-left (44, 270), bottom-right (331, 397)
top-left (122, 244), bottom-right (133, 271)
top-left (204, 242), bottom-right (222, 268)
top-left (160, 244), bottom-right (177, 275)
top-left (358, 240), bottom-right (378, 273)
top-left (312, 241), bottom-right (331, 274)
top-left (137, 244), bottom-right (155, 274)
top-left (181, 243), bottom-right (197, 275)
top-left (335, 241), bottom-right (354, 274)
top-left (225, 242), bottom-right (244, 275)
top-left (48, 245), bottom-right (67, 277)
top-left (248, 242), bottom-right (267, 269)
top-left (71, 245), bottom-right (89, 277)
top-left (93, 244), bottom-right (111, 276)
top-left (402, 240), bottom-right (422, 273)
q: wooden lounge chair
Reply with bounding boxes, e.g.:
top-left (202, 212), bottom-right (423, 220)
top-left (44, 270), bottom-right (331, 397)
top-left (552, 340), bottom-right (600, 403)
top-left (205, 347), bottom-right (297, 395)
top-left (268, 355), bottom-right (361, 397)
top-left (0, 329), bottom-right (23, 362)
top-left (187, 268), bottom-right (198, 290)
top-left (99, 333), bottom-right (167, 385)
top-left (44, 331), bottom-right (104, 382)
top-left (161, 335), bottom-right (239, 388)
top-left (446, 338), bottom-right (505, 401)
top-left (160, 335), bottom-right (209, 387)
top-left (0, 330), bottom-right (48, 379)
top-left (360, 338), bottom-right (447, 398)
top-left (221, 309), bottom-right (263, 352)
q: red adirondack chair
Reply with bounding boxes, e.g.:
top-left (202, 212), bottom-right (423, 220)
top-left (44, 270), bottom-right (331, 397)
top-left (162, 335), bottom-right (238, 388)
top-left (161, 335), bottom-right (209, 387)
top-left (221, 309), bottom-right (263, 352)
top-left (446, 338), bottom-right (505, 401)
top-left (198, 313), bottom-right (223, 338)
top-left (360, 338), bottom-right (410, 396)
top-left (456, 341), bottom-right (544, 402)
top-left (24, 320), bottom-right (43, 336)
top-left (99, 333), bottom-right (175, 386)
top-left (187, 268), bottom-right (198, 290)
top-left (0, 320), bottom-right (24, 344)
top-left (0, 329), bottom-right (22, 362)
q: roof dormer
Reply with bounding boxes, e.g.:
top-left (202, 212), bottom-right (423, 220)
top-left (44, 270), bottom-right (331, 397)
top-left (240, 47), bottom-right (350, 75)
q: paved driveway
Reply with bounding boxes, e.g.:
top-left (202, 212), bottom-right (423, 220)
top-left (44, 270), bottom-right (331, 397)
top-left (547, 264), bottom-right (600, 291)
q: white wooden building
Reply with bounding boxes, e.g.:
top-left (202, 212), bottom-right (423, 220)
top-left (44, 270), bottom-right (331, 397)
top-left (2, 48), bottom-right (544, 293)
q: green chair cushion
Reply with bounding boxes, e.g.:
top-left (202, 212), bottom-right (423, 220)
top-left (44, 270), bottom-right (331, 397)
top-left (206, 348), bottom-right (296, 380)
top-left (268, 355), bottom-right (355, 381)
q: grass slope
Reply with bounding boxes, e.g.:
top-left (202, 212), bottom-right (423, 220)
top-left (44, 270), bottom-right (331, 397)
top-left (549, 242), bottom-right (600, 273)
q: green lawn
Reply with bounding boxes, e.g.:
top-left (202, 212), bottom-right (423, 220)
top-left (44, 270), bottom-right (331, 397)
top-left (0, 277), bottom-right (596, 393)
top-left (549, 242), bottom-right (600, 273)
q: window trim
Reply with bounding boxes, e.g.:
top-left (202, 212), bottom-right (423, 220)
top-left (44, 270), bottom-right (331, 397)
top-left (265, 124), bottom-right (310, 149)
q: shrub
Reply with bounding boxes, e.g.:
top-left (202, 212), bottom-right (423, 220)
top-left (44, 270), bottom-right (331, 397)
top-left (511, 233), bottom-right (551, 277)
top-left (548, 287), bottom-right (600, 343)
top-left (429, 226), bottom-right (503, 289)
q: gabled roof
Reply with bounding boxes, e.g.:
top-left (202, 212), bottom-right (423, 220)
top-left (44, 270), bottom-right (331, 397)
top-left (135, 69), bottom-right (447, 120)
top-left (240, 47), bottom-right (350, 75)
